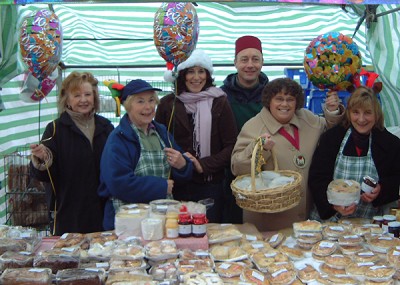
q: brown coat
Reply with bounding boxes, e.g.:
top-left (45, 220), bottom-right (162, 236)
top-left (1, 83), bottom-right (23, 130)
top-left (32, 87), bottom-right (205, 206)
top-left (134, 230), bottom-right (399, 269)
top-left (231, 106), bottom-right (344, 231)
top-left (155, 93), bottom-right (238, 185)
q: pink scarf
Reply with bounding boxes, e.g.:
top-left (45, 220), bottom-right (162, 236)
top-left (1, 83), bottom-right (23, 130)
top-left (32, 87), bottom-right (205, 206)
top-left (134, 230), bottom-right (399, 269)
top-left (178, 87), bottom-right (226, 158)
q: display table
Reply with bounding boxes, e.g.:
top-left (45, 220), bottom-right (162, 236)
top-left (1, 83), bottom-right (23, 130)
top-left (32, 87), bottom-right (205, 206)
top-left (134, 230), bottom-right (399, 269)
top-left (36, 234), bottom-right (208, 253)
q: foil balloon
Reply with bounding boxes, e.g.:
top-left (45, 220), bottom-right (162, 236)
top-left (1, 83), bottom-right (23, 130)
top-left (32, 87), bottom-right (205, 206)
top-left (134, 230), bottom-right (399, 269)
top-left (153, 2), bottom-right (199, 67)
top-left (19, 9), bottom-right (63, 85)
top-left (303, 31), bottom-right (362, 91)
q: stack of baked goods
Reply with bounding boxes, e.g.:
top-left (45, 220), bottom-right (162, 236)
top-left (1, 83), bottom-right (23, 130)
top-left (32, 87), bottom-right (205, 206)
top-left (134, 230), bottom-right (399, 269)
top-left (326, 179), bottom-right (361, 206)
top-left (293, 220), bottom-right (323, 250)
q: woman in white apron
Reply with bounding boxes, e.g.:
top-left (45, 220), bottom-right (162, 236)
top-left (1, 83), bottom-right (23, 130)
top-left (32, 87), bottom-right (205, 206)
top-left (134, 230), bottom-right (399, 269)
top-left (309, 86), bottom-right (400, 221)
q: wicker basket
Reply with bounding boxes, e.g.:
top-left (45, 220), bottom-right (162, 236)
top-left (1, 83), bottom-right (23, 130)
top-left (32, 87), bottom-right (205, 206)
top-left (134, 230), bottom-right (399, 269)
top-left (231, 141), bottom-right (302, 213)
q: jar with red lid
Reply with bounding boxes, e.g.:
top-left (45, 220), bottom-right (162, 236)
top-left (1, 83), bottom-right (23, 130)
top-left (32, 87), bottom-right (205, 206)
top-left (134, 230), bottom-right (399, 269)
top-left (192, 213), bottom-right (208, 238)
top-left (178, 212), bottom-right (192, 238)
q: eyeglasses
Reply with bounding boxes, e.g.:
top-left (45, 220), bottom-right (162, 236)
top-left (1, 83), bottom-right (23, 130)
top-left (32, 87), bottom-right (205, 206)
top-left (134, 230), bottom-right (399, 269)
top-left (273, 96), bottom-right (296, 104)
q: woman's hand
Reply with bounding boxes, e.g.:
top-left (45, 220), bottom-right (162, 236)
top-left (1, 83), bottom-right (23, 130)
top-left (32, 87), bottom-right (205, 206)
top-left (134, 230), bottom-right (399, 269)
top-left (361, 184), bottom-right (381, 203)
top-left (333, 203), bottom-right (357, 216)
top-left (325, 91), bottom-right (340, 112)
top-left (164, 147), bottom-right (187, 170)
top-left (30, 143), bottom-right (49, 161)
top-left (261, 133), bottom-right (275, 151)
top-left (184, 152), bottom-right (203, 173)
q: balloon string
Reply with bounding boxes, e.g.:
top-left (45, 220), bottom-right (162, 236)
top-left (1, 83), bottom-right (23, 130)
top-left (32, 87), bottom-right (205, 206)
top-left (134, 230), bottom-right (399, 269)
top-left (35, 88), bottom-right (57, 235)
top-left (166, 74), bottom-right (178, 180)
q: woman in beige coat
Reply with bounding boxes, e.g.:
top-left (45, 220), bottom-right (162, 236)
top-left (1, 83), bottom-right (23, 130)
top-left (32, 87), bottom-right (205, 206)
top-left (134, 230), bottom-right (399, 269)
top-left (231, 78), bottom-right (344, 231)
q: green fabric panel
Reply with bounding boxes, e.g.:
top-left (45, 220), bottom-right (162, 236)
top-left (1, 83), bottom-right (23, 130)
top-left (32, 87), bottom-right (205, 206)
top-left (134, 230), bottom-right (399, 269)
top-left (367, 4), bottom-right (400, 126)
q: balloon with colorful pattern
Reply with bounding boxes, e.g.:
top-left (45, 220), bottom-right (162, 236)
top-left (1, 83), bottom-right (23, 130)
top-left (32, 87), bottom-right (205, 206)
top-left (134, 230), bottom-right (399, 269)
top-left (153, 2), bottom-right (199, 67)
top-left (19, 9), bottom-right (63, 84)
top-left (303, 31), bottom-right (362, 91)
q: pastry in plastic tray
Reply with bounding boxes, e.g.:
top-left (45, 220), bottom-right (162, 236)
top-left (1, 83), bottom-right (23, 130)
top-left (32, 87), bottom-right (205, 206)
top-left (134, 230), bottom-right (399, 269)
top-left (295, 263), bottom-right (319, 283)
top-left (34, 248), bottom-right (80, 273)
top-left (0, 267), bottom-right (52, 285)
top-left (214, 261), bottom-right (245, 278)
top-left (149, 261), bottom-right (177, 281)
top-left (311, 240), bottom-right (337, 257)
top-left (367, 235), bottom-right (400, 253)
top-left (240, 268), bottom-right (269, 285)
top-left (206, 224), bottom-right (242, 244)
top-left (53, 233), bottom-right (87, 249)
top-left (324, 254), bottom-right (352, 269)
top-left (319, 262), bottom-right (346, 276)
top-left (55, 268), bottom-right (106, 285)
top-left (181, 272), bottom-right (224, 285)
top-left (364, 280), bottom-right (395, 285)
top-left (108, 257), bottom-right (147, 272)
top-left (105, 270), bottom-right (154, 284)
top-left (278, 245), bottom-right (304, 261)
top-left (145, 240), bottom-right (179, 261)
top-left (241, 240), bottom-right (272, 255)
top-left (251, 250), bottom-right (289, 272)
top-left (295, 232), bottom-right (322, 244)
top-left (327, 179), bottom-right (360, 206)
top-left (6, 227), bottom-right (41, 252)
top-left (79, 260), bottom-right (110, 271)
top-left (293, 220), bottom-right (322, 236)
top-left (265, 264), bottom-right (296, 285)
top-left (387, 246), bottom-right (400, 268)
top-left (86, 231), bottom-right (118, 245)
top-left (364, 265), bottom-right (396, 282)
top-left (210, 245), bottom-right (247, 262)
top-left (0, 251), bottom-right (34, 271)
top-left (352, 223), bottom-right (383, 236)
top-left (176, 259), bottom-right (214, 274)
top-left (346, 261), bottom-right (375, 281)
top-left (0, 238), bottom-right (28, 255)
top-left (339, 243), bottom-right (364, 255)
top-left (325, 275), bottom-right (360, 284)
top-left (87, 241), bottom-right (115, 261)
top-left (266, 232), bottom-right (285, 248)
top-left (322, 224), bottom-right (352, 240)
top-left (353, 250), bottom-right (381, 263)
top-left (179, 249), bottom-right (210, 261)
top-left (111, 244), bottom-right (145, 260)
top-left (338, 234), bottom-right (363, 246)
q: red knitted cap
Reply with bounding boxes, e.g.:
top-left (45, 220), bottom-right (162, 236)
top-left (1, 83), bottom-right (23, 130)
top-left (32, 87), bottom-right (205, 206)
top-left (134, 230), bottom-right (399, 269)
top-left (235, 35), bottom-right (262, 55)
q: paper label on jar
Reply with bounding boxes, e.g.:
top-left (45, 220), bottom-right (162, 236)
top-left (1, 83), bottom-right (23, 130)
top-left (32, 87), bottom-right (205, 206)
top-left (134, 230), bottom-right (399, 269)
top-left (166, 228), bottom-right (178, 238)
top-left (192, 224), bottom-right (206, 235)
top-left (178, 224), bottom-right (191, 235)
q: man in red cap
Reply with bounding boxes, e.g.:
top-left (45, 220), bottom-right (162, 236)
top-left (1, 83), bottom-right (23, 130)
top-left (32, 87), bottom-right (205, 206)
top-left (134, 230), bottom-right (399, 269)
top-left (221, 35), bottom-right (269, 224)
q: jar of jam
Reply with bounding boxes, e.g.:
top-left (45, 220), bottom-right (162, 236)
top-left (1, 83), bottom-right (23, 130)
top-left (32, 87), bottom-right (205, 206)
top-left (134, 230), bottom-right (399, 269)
top-left (388, 221), bottom-right (400, 238)
top-left (192, 213), bottom-right (207, 238)
top-left (178, 212), bottom-right (192, 238)
top-left (372, 216), bottom-right (384, 228)
top-left (361, 176), bottom-right (377, 194)
top-left (383, 214), bottom-right (397, 233)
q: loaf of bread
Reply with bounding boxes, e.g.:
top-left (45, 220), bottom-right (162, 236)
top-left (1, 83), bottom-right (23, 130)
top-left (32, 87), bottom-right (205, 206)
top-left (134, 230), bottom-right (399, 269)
top-left (0, 267), bottom-right (52, 285)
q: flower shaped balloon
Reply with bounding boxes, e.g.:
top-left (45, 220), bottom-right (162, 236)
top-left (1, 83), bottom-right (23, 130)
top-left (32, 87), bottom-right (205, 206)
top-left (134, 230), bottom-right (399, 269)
top-left (303, 31), bottom-right (362, 91)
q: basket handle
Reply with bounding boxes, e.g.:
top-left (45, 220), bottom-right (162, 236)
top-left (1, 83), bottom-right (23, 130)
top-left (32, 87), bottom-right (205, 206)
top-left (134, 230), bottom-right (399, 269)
top-left (250, 139), bottom-right (278, 191)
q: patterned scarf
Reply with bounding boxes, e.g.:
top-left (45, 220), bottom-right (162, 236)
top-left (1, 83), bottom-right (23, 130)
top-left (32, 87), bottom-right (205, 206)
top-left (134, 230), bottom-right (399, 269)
top-left (178, 86), bottom-right (226, 158)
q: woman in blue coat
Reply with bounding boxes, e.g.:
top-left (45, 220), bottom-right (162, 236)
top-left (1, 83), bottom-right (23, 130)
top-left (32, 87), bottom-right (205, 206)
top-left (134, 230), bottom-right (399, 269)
top-left (98, 79), bottom-right (193, 230)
